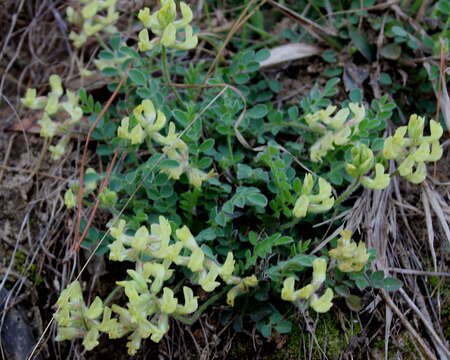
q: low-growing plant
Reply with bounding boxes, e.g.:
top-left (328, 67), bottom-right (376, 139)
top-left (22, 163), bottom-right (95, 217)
top-left (21, 0), bottom-right (445, 356)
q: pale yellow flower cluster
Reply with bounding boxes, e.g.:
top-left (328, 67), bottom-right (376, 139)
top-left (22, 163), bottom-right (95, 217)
top-left (305, 103), bottom-right (365, 162)
top-left (281, 258), bottom-right (334, 313)
top-left (117, 99), bottom-right (215, 188)
top-left (137, 0), bottom-right (198, 51)
top-left (329, 230), bottom-right (369, 272)
top-left (55, 217), bottom-right (257, 354)
top-left (21, 75), bottom-right (83, 160)
top-left (293, 174), bottom-right (334, 218)
top-left (346, 143), bottom-right (390, 190)
top-left (66, 0), bottom-right (119, 48)
top-left (383, 114), bottom-right (443, 184)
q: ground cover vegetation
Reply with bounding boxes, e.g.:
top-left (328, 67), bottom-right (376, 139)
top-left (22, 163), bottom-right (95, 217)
top-left (0, 0), bottom-right (449, 359)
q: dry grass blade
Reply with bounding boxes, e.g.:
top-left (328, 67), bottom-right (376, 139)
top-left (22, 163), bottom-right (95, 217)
top-left (398, 288), bottom-right (450, 358)
top-left (267, 0), bottom-right (338, 41)
top-left (421, 187), bottom-right (437, 271)
top-left (259, 43), bottom-right (322, 68)
top-left (381, 290), bottom-right (437, 360)
top-left (424, 182), bottom-right (450, 248)
top-left (438, 66), bottom-right (450, 134)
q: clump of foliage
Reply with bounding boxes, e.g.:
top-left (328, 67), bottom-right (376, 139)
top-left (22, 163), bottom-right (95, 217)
top-left (20, 0), bottom-right (446, 356)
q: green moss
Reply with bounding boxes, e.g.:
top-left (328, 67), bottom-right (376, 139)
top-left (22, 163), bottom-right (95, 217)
top-left (14, 250), bottom-right (43, 286)
top-left (270, 322), bottom-right (302, 360)
top-left (271, 313), bottom-right (352, 360)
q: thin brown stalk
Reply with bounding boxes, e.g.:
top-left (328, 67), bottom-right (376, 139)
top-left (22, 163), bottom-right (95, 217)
top-left (72, 150), bottom-right (120, 251)
top-left (73, 75), bottom-right (127, 250)
top-left (381, 289), bottom-right (437, 360)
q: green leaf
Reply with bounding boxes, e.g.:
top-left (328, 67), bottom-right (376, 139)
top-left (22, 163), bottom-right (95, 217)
top-left (215, 212), bottom-right (229, 227)
top-left (392, 26), bottom-right (408, 37)
top-left (371, 138), bottom-right (384, 151)
top-left (119, 46), bottom-right (140, 59)
top-left (256, 322), bottom-right (272, 338)
top-left (160, 159), bottom-right (180, 169)
top-left (437, 0), bottom-right (450, 15)
top-left (355, 276), bottom-right (369, 290)
top-left (197, 228), bottom-right (216, 242)
top-left (268, 79), bottom-right (282, 93)
top-left (287, 106), bottom-right (298, 121)
top-left (349, 27), bottom-right (374, 62)
top-left (197, 157), bottom-right (212, 169)
top-left (248, 232), bottom-right (258, 245)
top-left (246, 193), bottom-right (268, 207)
top-left (96, 144), bottom-right (114, 156)
top-left (255, 49), bottom-right (270, 63)
top-left (109, 34), bottom-right (121, 50)
top-left (102, 67), bottom-right (119, 76)
top-left (275, 320), bottom-right (292, 334)
top-left (129, 69), bottom-right (146, 86)
top-left (198, 139), bottom-right (215, 153)
top-left (136, 87), bottom-right (153, 98)
top-left (322, 50), bottom-right (337, 63)
top-left (98, 50), bottom-right (114, 60)
top-left (125, 171), bottom-right (137, 184)
top-left (84, 172), bottom-right (101, 183)
top-left (371, 271), bottom-right (385, 288)
top-left (247, 104), bottom-right (268, 119)
top-left (380, 44), bottom-right (401, 60)
top-left (379, 73), bottom-right (392, 85)
top-left (273, 236), bottom-right (293, 246)
top-left (234, 73), bottom-right (250, 84)
top-left (345, 294), bottom-right (363, 311)
top-left (383, 277), bottom-right (402, 291)
top-left (324, 67), bottom-right (343, 77)
top-left (349, 88), bottom-right (362, 102)
top-left (237, 164), bottom-right (253, 179)
top-left (335, 285), bottom-right (350, 297)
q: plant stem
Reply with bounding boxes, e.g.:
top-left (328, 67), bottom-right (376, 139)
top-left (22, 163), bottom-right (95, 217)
top-left (280, 217), bottom-right (301, 230)
top-left (334, 178), bottom-right (361, 207)
top-left (174, 285), bottom-right (231, 325)
top-left (161, 46), bottom-right (184, 106)
top-left (104, 286), bottom-right (123, 306)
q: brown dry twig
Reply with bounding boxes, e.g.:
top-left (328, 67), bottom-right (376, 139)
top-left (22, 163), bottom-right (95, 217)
top-left (72, 150), bottom-right (121, 252)
top-left (73, 74), bottom-right (128, 251)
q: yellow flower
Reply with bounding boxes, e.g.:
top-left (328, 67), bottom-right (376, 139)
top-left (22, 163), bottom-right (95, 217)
top-left (137, 1), bottom-right (198, 51)
top-left (219, 252), bottom-right (235, 282)
top-left (281, 277), bottom-right (296, 302)
top-left (346, 143), bottom-right (374, 177)
top-left (64, 188), bottom-right (76, 209)
top-left (329, 230), bottom-right (369, 272)
top-left (226, 275), bottom-right (258, 306)
top-left (160, 287), bottom-right (178, 314)
top-left (131, 226), bottom-right (150, 251)
top-left (199, 265), bottom-right (220, 292)
top-left (176, 286), bottom-right (198, 314)
top-left (38, 113), bottom-right (58, 138)
top-left (310, 288), bottom-right (334, 313)
top-left (187, 248), bottom-right (204, 272)
top-left (361, 163), bottom-right (390, 190)
top-left (293, 175), bottom-right (334, 218)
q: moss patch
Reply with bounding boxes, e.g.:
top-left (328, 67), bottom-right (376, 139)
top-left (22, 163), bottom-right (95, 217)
top-left (270, 313), bottom-right (359, 360)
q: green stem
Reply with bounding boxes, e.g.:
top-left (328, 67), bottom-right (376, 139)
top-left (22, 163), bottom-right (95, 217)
top-left (280, 217), bottom-right (301, 230)
top-left (161, 46), bottom-right (184, 106)
top-left (94, 34), bottom-right (111, 51)
top-left (104, 286), bottom-right (123, 306)
top-left (173, 285), bottom-right (231, 325)
top-left (334, 178), bottom-right (361, 207)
